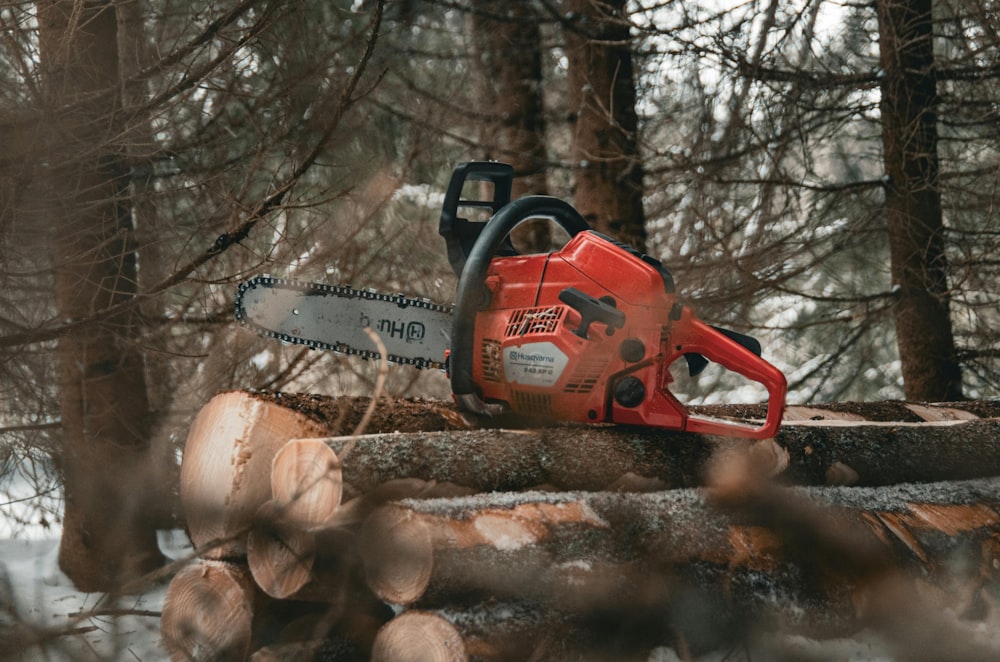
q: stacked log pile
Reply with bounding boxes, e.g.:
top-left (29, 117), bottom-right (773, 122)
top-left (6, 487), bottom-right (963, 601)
top-left (162, 390), bottom-right (1000, 661)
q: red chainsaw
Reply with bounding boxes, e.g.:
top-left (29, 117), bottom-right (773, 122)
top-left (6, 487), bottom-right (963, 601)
top-left (236, 161), bottom-right (787, 438)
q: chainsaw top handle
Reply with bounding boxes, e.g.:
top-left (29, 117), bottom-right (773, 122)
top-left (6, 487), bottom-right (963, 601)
top-left (450, 195), bottom-right (590, 415)
top-left (439, 161), bottom-right (516, 275)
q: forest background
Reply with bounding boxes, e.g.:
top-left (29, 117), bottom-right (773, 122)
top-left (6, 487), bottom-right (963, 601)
top-left (0, 0), bottom-right (997, 614)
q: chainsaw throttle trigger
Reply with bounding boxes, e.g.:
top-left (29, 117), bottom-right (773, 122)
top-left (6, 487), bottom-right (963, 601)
top-left (558, 287), bottom-right (626, 338)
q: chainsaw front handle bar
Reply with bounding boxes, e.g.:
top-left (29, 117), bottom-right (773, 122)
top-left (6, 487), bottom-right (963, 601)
top-left (450, 196), bottom-right (590, 414)
top-left (669, 316), bottom-right (787, 439)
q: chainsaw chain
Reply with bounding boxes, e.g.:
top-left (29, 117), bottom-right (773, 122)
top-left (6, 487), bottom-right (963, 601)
top-left (234, 274), bottom-right (452, 370)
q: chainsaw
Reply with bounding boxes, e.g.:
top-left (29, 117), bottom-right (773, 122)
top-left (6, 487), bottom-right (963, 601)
top-left (236, 161), bottom-right (787, 438)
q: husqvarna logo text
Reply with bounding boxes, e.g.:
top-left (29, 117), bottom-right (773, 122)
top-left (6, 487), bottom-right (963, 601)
top-left (503, 342), bottom-right (568, 387)
top-left (508, 349), bottom-right (556, 364)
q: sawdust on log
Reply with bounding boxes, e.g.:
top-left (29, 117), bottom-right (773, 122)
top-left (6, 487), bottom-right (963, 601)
top-left (244, 390), bottom-right (473, 435)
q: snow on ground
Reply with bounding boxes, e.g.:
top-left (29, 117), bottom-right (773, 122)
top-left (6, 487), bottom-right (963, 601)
top-left (1, 531), bottom-right (192, 662)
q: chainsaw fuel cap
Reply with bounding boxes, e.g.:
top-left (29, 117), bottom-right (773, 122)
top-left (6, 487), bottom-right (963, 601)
top-left (619, 338), bottom-right (646, 363)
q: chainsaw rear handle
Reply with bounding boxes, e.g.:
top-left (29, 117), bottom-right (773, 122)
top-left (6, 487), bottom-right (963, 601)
top-left (670, 316), bottom-right (787, 439)
top-left (451, 196), bottom-right (590, 414)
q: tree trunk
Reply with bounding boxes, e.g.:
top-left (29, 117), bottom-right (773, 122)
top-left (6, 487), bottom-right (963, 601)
top-left (563, 0), bottom-right (647, 251)
top-left (877, 0), bottom-right (963, 401)
top-left (36, 0), bottom-right (165, 591)
top-left (468, 1), bottom-right (551, 252)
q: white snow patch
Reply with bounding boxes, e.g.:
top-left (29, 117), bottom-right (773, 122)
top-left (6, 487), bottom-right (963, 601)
top-left (1, 530), bottom-right (193, 661)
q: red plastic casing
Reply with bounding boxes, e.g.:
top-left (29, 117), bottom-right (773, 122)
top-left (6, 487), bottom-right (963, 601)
top-left (470, 232), bottom-right (786, 438)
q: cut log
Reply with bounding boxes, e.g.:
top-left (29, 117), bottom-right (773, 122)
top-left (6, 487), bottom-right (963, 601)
top-left (160, 559), bottom-right (256, 662)
top-left (245, 439), bottom-right (345, 597)
top-left (370, 607), bottom-right (557, 662)
top-left (270, 438), bottom-right (343, 530)
top-left (180, 391), bottom-right (329, 558)
top-left (246, 500), bottom-right (319, 600)
top-left (371, 604), bottom-right (647, 662)
top-left (248, 478), bottom-right (473, 600)
top-left (357, 477), bottom-right (1000, 639)
top-left (309, 418), bottom-right (1000, 499)
top-left (371, 611), bottom-right (467, 662)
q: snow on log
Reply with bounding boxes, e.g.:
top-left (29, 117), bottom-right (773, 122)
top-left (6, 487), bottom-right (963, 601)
top-left (160, 559), bottom-right (256, 662)
top-left (180, 391), bottom-right (328, 558)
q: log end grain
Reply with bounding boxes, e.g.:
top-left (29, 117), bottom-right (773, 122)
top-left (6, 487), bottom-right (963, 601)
top-left (180, 391), bottom-right (328, 558)
top-left (371, 611), bottom-right (468, 662)
top-left (271, 438), bottom-right (343, 530)
top-left (360, 505), bottom-right (434, 606)
top-left (160, 560), bottom-right (255, 662)
top-left (247, 501), bottom-right (318, 600)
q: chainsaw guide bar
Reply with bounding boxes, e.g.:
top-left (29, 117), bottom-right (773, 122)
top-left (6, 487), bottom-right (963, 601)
top-left (235, 275), bottom-right (453, 370)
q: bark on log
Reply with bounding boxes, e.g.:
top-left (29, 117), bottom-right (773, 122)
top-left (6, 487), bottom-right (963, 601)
top-left (180, 391), bottom-right (328, 558)
top-left (773, 417), bottom-right (1000, 486)
top-left (160, 559), bottom-right (256, 662)
top-left (703, 400), bottom-right (1000, 423)
top-left (309, 417), bottom-right (1000, 498)
top-left (357, 477), bottom-right (1000, 640)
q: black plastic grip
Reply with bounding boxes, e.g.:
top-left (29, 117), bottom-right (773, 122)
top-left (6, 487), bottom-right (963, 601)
top-left (439, 162), bottom-right (515, 275)
top-left (557, 287), bottom-right (625, 338)
top-left (450, 196), bottom-right (590, 405)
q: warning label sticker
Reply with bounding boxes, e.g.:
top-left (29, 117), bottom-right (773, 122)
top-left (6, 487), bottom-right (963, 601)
top-left (503, 342), bottom-right (568, 387)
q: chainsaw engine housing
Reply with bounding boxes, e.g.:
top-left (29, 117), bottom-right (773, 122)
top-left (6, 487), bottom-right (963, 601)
top-left (442, 163), bottom-right (785, 438)
top-left (473, 230), bottom-right (689, 426)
